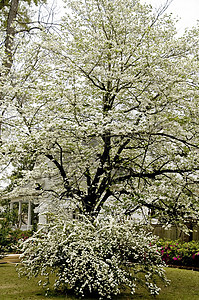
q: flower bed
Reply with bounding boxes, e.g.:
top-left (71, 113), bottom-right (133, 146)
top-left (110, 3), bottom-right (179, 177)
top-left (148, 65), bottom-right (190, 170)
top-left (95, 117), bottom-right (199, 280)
top-left (0, 229), bottom-right (33, 259)
top-left (157, 239), bottom-right (199, 268)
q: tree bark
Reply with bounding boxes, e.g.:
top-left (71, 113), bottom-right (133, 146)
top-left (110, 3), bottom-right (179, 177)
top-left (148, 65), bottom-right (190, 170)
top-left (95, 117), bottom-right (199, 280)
top-left (0, 0), bottom-right (19, 141)
top-left (4, 0), bottom-right (19, 71)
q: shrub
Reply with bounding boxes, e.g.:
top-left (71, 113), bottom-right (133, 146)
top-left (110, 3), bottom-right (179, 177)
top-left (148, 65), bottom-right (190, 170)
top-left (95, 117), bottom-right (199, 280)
top-left (0, 245), bottom-right (6, 259)
top-left (17, 214), bottom-right (168, 299)
top-left (9, 229), bottom-right (33, 248)
top-left (0, 214), bottom-right (33, 256)
top-left (0, 216), bottom-right (14, 256)
top-left (157, 239), bottom-right (199, 267)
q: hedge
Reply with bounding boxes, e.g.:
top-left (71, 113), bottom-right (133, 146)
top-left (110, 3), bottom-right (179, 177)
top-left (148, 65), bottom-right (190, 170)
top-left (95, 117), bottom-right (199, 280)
top-left (157, 239), bottom-right (199, 268)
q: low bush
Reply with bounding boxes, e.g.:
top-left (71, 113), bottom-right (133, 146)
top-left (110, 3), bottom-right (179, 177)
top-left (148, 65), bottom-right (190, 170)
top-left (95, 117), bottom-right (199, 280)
top-left (0, 214), bottom-right (33, 256)
top-left (17, 214), bottom-right (169, 299)
top-left (0, 245), bottom-right (6, 259)
top-left (9, 229), bottom-right (33, 249)
top-left (157, 239), bottom-right (199, 267)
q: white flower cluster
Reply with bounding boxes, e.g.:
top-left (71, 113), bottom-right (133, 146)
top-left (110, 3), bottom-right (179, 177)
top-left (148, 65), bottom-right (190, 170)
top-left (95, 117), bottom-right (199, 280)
top-left (18, 214), bottom-right (168, 299)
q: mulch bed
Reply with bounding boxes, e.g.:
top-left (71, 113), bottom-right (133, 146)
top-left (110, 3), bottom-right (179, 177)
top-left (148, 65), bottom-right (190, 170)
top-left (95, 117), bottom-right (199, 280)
top-left (167, 264), bottom-right (199, 271)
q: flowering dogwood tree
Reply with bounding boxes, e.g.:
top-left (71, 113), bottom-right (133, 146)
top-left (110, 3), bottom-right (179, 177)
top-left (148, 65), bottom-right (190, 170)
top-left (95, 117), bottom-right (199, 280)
top-left (2, 0), bottom-right (199, 225)
top-left (2, 0), bottom-right (199, 297)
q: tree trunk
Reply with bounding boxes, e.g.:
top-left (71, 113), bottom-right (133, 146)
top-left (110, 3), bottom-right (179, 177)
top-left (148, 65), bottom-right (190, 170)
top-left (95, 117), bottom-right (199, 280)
top-left (4, 0), bottom-right (19, 71)
top-left (0, 0), bottom-right (19, 141)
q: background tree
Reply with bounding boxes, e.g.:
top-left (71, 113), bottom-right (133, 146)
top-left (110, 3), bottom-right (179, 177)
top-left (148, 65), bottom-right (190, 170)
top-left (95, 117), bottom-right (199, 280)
top-left (2, 0), bottom-right (199, 227)
top-left (0, 0), bottom-right (56, 175)
top-left (0, 0), bottom-right (57, 217)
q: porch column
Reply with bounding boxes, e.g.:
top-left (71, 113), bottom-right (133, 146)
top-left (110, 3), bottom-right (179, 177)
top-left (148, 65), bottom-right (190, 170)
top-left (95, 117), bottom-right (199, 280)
top-left (10, 201), bottom-right (14, 211)
top-left (27, 200), bottom-right (32, 230)
top-left (18, 200), bottom-right (22, 229)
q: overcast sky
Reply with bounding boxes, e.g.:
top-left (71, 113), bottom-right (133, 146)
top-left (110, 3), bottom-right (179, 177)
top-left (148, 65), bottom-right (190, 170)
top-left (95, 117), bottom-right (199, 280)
top-left (53, 0), bottom-right (199, 37)
top-left (142, 0), bottom-right (199, 34)
top-left (55, 0), bottom-right (199, 34)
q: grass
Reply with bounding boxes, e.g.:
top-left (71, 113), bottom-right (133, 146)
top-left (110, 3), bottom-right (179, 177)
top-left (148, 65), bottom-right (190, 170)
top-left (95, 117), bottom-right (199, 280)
top-left (133, 267), bottom-right (199, 300)
top-left (0, 264), bottom-right (199, 299)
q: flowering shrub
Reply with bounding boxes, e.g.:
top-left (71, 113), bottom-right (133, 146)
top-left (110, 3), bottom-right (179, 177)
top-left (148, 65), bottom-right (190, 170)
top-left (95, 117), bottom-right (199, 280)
top-left (157, 239), bottom-right (199, 267)
top-left (0, 217), bottom-right (15, 257)
top-left (0, 217), bottom-right (33, 256)
top-left (17, 215), bottom-right (168, 299)
top-left (10, 229), bottom-right (33, 248)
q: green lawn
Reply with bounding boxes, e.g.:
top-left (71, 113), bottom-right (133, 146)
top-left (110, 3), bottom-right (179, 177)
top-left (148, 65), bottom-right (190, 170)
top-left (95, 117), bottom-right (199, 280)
top-left (0, 264), bottom-right (199, 299)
